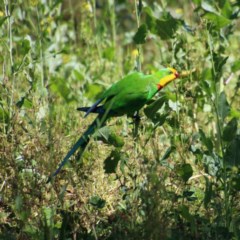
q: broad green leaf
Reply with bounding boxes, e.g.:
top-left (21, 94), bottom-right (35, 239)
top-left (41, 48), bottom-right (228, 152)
top-left (89, 196), bottom-right (106, 208)
top-left (155, 13), bottom-right (180, 40)
top-left (0, 17), bottom-right (7, 27)
top-left (144, 6), bottom-right (157, 33)
top-left (144, 96), bottom-right (167, 124)
top-left (231, 60), bottom-right (240, 72)
top-left (144, 7), bottom-right (179, 40)
top-left (199, 129), bottom-right (213, 152)
top-left (103, 46), bottom-right (115, 60)
top-left (212, 53), bottom-right (228, 77)
top-left (104, 150), bottom-right (121, 174)
top-left (144, 96), bottom-right (166, 117)
top-left (133, 24), bottom-right (148, 44)
top-left (203, 153), bottom-right (222, 176)
top-left (222, 118), bottom-right (238, 142)
top-left (73, 69), bottom-right (84, 81)
top-left (204, 177), bottom-right (212, 208)
top-left (224, 135), bottom-right (240, 166)
top-left (218, 91), bottom-right (230, 120)
top-left (201, 79), bottom-right (212, 97)
top-left (203, 12), bottom-right (231, 29)
top-left (176, 163), bottom-right (193, 182)
top-left (94, 126), bottom-right (124, 148)
top-left (16, 97), bottom-right (33, 109)
top-left (20, 39), bottom-right (31, 55)
top-left (220, 0), bottom-right (232, 19)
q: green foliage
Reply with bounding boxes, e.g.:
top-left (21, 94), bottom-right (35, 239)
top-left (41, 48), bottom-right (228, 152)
top-left (104, 150), bottom-right (121, 174)
top-left (176, 163), bottom-right (193, 182)
top-left (89, 196), bottom-right (106, 209)
top-left (133, 24), bottom-right (148, 44)
top-left (0, 0), bottom-right (239, 239)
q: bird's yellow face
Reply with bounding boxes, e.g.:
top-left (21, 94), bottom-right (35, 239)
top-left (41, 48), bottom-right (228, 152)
top-left (157, 67), bottom-right (179, 90)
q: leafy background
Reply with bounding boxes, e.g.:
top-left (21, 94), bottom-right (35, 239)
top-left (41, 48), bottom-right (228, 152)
top-left (0, 0), bottom-right (240, 239)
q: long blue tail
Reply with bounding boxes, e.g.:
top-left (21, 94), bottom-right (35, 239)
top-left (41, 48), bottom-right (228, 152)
top-left (47, 114), bottom-right (105, 183)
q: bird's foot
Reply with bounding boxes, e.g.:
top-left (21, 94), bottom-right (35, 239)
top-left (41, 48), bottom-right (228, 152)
top-left (130, 113), bottom-right (141, 124)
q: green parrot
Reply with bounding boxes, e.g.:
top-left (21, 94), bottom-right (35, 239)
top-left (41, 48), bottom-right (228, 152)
top-left (47, 67), bottom-right (179, 182)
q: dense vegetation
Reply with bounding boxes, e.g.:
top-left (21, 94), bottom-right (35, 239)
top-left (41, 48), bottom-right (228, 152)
top-left (0, 0), bottom-right (240, 239)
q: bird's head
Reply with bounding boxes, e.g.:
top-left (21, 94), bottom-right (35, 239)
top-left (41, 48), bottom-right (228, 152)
top-left (156, 67), bottom-right (179, 90)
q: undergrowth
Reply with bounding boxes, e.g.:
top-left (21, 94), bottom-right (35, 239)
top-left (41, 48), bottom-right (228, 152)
top-left (0, 0), bottom-right (240, 239)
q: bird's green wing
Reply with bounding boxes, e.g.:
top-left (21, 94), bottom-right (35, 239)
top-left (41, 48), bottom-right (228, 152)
top-left (102, 72), bottom-right (159, 116)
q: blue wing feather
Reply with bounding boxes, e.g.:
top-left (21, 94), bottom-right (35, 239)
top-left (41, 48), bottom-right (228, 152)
top-left (83, 98), bottom-right (103, 117)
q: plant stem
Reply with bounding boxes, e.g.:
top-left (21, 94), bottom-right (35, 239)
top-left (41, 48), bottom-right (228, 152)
top-left (4, 0), bottom-right (14, 124)
top-left (134, 0), bottom-right (142, 72)
top-left (207, 30), bottom-right (229, 227)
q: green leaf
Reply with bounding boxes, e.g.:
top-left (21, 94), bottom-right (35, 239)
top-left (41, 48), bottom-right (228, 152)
top-left (20, 39), bottom-right (31, 55)
top-left (160, 146), bottom-right (176, 162)
top-left (199, 129), bottom-right (213, 152)
top-left (133, 24), bottom-right (148, 44)
top-left (0, 17), bottom-right (8, 27)
top-left (103, 46), bottom-right (115, 60)
top-left (212, 53), bottom-right (228, 77)
top-left (218, 91), bottom-right (230, 120)
top-left (224, 135), bottom-right (240, 166)
top-left (222, 118), bottom-right (238, 142)
top-left (220, 0), bottom-right (232, 19)
top-left (89, 196), bottom-right (106, 208)
top-left (84, 84), bottom-right (104, 101)
top-left (203, 12), bottom-right (231, 29)
top-left (179, 205), bottom-right (196, 232)
top-left (231, 60), bottom-right (240, 72)
top-left (144, 96), bottom-right (166, 124)
top-left (144, 6), bottom-right (156, 32)
top-left (73, 69), bottom-right (84, 81)
top-left (94, 126), bottom-right (124, 148)
top-left (204, 177), bottom-right (212, 208)
top-left (16, 97), bottom-right (33, 109)
top-left (203, 153), bottom-right (222, 176)
top-left (201, 79), bottom-right (212, 97)
top-left (155, 13), bottom-right (180, 40)
top-left (104, 150), bottom-right (121, 174)
top-left (144, 7), bottom-right (179, 40)
top-left (50, 77), bottom-right (77, 103)
top-left (176, 163), bottom-right (193, 182)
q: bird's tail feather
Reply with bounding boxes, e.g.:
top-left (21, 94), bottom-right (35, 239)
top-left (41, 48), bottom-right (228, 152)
top-left (77, 106), bottom-right (105, 115)
top-left (46, 114), bottom-right (106, 183)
